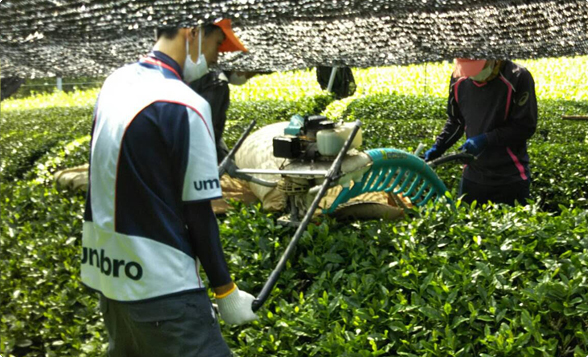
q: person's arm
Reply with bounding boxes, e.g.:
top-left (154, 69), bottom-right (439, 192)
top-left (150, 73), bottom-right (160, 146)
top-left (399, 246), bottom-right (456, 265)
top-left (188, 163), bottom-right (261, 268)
top-left (169, 99), bottom-right (256, 324)
top-left (425, 77), bottom-right (466, 161)
top-left (183, 200), bottom-right (232, 291)
top-left (435, 77), bottom-right (466, 152)
top-left (183, 200), bottom-right (257, 324)
top-left (485, 70), bottom-right (537, 145)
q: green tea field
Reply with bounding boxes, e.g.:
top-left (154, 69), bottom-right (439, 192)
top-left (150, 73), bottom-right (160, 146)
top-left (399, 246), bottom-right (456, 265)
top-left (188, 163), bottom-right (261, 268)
top-left (1, 56), bottom-right (587, 356)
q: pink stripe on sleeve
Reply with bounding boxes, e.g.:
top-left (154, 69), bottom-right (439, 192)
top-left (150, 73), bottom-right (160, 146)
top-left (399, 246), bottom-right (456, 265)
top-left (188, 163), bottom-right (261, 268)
top-left (454, 77), bottom-right (467, 103)
top-left (506, 147), bottom-right (528, 180)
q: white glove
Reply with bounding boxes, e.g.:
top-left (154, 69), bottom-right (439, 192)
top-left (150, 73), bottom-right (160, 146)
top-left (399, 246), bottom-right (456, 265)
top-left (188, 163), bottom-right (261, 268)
top-left (215, 285), bottom-right (258, 325)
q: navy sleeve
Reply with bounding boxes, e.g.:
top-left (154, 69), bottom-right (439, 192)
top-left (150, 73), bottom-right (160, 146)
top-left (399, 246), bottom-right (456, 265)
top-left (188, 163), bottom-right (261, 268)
top-left (486, 70), bottom-right (537, 146)
top-left (183, 201), bottom-right (232, 288)
top-left (435, 76), bottom-right (465, 152)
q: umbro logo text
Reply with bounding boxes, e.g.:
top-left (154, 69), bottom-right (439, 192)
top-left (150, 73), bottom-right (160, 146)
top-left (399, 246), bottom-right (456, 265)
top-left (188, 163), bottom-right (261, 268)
top-left (194, 178), bottom-right (220, 191)
top-left (82, 247), bottom-right (143, 280)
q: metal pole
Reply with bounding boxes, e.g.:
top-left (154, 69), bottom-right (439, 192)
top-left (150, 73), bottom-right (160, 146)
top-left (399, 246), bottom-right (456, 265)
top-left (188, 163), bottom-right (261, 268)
top-left (56, 77), bottom-right (63, 91)
top-left (427, 152), bottom-right (474, 168)
top-left (235, 168), bottom-right (328, 176)
top-left (561, 115), bottom-right (588, 121)
top-left (251, 120), bottom-right (362, 312)
top-left (218, 120), bottom-right (256, 177)
top-left (327, 66), bottom-right (338, 93)
top-left (424, 63), bottom-right (427, 96)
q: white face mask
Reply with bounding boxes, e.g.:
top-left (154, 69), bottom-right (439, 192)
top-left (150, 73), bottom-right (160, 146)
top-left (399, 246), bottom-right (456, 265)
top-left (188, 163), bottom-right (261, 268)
top-left (470, 60), bottom-right (495, 82)
top-left (229, 72), bottom-right (248, 85)
top-left (183, 28), bottom-right (208, 83)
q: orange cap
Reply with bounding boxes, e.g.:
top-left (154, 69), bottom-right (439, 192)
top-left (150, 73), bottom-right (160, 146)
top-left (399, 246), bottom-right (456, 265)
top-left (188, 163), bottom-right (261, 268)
top-left (214, 19), bottom-right (248, 53)
top-left (453, 58), bottom-right (486, 78)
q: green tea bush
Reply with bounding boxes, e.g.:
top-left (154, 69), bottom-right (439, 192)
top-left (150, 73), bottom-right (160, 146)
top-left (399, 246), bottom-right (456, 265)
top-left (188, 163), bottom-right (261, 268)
top-left (1, 184), bottom-right (105, 356)
top-left (9, 77), bottom-right (104, 99)
top-left (231, 56), bottom-right (588, 101)
top-left (0, 107), bottom-right (93, 182)
top-left (1, 139), bottom-right (105, 356)
top-left (218, 201), bottom-right (588, 356)
top-left (341, 94), bottom-right (446, 122)
top-left (528, 142), bottom-right (588, 211)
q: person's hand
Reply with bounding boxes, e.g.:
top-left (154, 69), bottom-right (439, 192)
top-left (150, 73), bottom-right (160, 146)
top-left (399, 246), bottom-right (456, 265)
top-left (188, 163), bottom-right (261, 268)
top-left (459, 134), bottom-right (488, 155)
top-left (215, 285), bottom-right (258, 325)
top-left (424, 145), bottom-right (442, 162)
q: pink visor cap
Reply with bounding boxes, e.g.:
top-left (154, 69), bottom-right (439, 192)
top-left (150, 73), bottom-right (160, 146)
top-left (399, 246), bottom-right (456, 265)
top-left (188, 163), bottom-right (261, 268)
top-left (453, 59), bottom-right (487, 78)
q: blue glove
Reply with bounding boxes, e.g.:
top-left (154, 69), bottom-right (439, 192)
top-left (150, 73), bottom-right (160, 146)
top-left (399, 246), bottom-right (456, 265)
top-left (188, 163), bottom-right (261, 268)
top-left (424, 145), bottom-right (442, 162)
top-left (459, 134), bottom-right (488, 155)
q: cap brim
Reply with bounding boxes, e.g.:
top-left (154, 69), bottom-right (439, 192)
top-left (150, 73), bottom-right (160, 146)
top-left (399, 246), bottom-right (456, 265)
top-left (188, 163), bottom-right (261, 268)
top-left (453, 59), bottom-right (486, 78)
top-left (215, 19), bottom-right (248, 53)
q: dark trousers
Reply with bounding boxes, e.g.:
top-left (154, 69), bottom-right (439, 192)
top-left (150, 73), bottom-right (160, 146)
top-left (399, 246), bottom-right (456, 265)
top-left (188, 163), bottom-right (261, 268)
top-left (99, 291), bottom-right (232, 357)
top-left (459, 177), bottom-right (530, 206)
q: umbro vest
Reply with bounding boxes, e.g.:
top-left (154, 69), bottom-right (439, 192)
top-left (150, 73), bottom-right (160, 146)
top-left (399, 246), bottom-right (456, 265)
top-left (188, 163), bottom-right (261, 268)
top-left (81, 59), bottom-right (221, 301)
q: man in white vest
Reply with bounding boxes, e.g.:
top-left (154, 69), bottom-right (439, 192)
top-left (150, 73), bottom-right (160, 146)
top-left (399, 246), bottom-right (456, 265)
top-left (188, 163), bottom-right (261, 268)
top-left (81, 19), bottom-right (257, 356)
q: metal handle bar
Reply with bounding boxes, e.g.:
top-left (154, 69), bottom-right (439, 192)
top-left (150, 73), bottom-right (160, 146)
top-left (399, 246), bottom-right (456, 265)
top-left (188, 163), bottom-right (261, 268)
top-left (251, 120), bottom-right (362, 312)
top-left (427, 152), bottom-right (475, 168)
top-left (235, 168), bottom-right (329, 176)
top-left (218, 120), bottom-right (257, 177)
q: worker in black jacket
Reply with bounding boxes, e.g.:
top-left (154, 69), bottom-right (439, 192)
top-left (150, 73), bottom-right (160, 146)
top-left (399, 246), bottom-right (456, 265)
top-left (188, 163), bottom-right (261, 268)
top-left (189, 69), bottom-right (257, 163)
top-left (424, 59), bottom-right (537, 205)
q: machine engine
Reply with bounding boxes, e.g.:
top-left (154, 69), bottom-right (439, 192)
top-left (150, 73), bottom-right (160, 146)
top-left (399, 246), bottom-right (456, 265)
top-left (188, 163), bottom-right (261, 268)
top-left (272, 115), bottom-right (363, 161)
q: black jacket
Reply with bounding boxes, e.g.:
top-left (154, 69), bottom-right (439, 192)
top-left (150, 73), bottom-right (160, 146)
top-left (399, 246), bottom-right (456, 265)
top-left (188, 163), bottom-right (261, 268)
top-left (435, 60), bottom-right (537, 185)
top-left (189, 70), bottom-right (231, 162)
